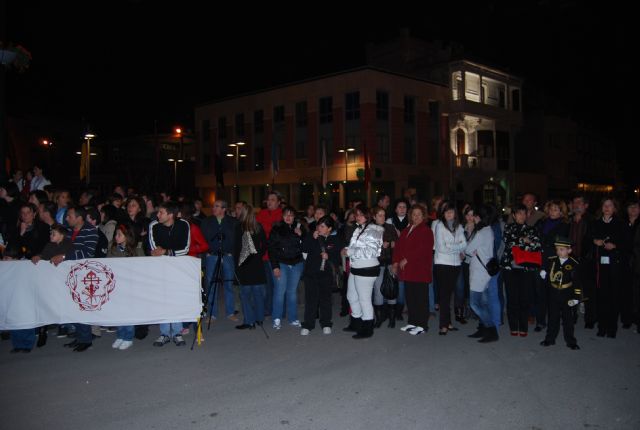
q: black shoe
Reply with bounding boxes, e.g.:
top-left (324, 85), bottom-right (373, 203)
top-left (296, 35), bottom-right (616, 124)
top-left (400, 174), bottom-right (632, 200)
top-left (343, 317), bottom-right (361, 333)
top-left (534, 325), bottom-right (545, 332)
top-left (438, 329), bottom-right (448, 336)
top-left (352, 320), bottom-right (374, 339)
top-left (72, 343), bottom-right (92, 352)
top-left (64, 339), bottom-right (79, 348)
top-left (478, 327), bottom-right (499, 343)
top-left (468, 325), bottom-right (485, 338)
top-left (1, 331), bottom-right (9, 341)
top-left (255, 321), bottom-right (263, 327)
top-left (540, 340), bottom-right (555, 347)
top-left (235, 324), bottom-right (255, 330)
top-left (10, 348), bottom-right (30, 353)
top-left (37, 328), bottom-right (48, 348)
top-left (387, 305), bottom-right (396, 329)
top-left (568, 344), bottom-right (580, 350)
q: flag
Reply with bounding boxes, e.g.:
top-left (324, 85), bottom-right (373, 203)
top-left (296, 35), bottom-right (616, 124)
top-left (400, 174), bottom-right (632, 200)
top-left (214, 141), bottom-right (224, 187)
top-left (363, 141), bottom-right (371, 190)
top-left (79, 140), bottom-right (89, 181)
top-left (271, 141), bottom-right (279, 182)
top-left (321, 139), bottom-right (327, 189)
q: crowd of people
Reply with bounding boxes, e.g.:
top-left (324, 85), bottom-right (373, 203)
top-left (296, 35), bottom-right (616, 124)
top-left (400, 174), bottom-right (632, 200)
top-left (1, 166), bottom-right (639, 354)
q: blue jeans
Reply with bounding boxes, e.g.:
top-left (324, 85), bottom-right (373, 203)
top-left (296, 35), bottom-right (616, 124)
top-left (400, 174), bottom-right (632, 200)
top-left (117, 326), bottom-right (134, 341)
top-left (240, 284), bottom-right (266, 325)
top-left (397, 281), bottom-right (406, 305)
top-left (75, 323), bottom-right (92, 343)
top-left (272, 262), bottom-right (303, 322)
top-left (205, 254), bottom-right (236, 318)
top-left (263, 261), bottom-right (275, 315)
top-left (159, 322), bottom-right (182, 337)
top-left (11, 329), bottom-right (35, 350)
top-left (470, 275), bottom-right (502, 328)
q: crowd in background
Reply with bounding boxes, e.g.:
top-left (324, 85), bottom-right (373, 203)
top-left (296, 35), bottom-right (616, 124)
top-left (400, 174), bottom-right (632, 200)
top-left (1, 165), bottom-right (639, 354)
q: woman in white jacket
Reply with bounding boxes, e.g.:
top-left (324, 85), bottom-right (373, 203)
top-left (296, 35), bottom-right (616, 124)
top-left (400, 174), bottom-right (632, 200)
top-left (433, 201), bottom-right (467, 335)
top-left (465, 204), bottom-right (501, 343)
top-left (343, 206), bottom-right (384, 339)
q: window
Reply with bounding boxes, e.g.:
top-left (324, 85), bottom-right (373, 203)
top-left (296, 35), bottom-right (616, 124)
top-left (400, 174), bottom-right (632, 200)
top-left (274, 105), bottom-right (285, 124)
top-left (377, 134), bottom-right (390, 163)
top-left (376, 90), bottom-right (389, 120)
top-left (404, 96), bottom-right (415, 124)
top-left (218, 117), bottom-right (227, 139)
top-left (295, 101), bottom-right (307, 127)
top-left (452, 71), bottom-right (463, 100)
top-left (511, 89), bottom-right (520, 111)
top-left (254, 147), bottom-right (264, 170)
top-left (235, 113), bottom-right (245, 137)
top-left (254, 110), bottom-right (264, 133)
top-left (464, 72), bottom-right (481, 102)
top-left (404, 137), bottom-right (416, 164)
top-left (201, 120), bottom-right (211, 142)
top-left (477, 130), bottom-right (494, 157)
top-left (319, 97), bottom-right (333, 124)
top-left (345, 92), bottom-right (360, 120)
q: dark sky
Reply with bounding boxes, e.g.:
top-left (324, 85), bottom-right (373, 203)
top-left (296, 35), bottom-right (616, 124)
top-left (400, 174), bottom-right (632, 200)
top-left (5, 1), bottom-right (633, 180)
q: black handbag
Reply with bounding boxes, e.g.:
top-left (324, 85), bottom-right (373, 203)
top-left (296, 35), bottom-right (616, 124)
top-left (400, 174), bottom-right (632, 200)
top-left (476, 254), bottom-right (500, 277)
top-left (380, 267), bottom-right (399, 300)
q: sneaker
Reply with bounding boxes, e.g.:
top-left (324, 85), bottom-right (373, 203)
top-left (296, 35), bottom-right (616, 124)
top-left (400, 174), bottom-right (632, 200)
top-left (173, 335), bottom-right (186, 346)
top-left (112, 338), bottom-right (124, 349)
top-left (409, 326), bottom-right (425, 336)
top-left (153, 335), bottom-right (171, 347)
top-left (322, 327), bottom-right (332, 335)
top-left (400, 324), bottom-right (416, 332)
top-left (118, 340), bottom-right (133, 350)
top-left (273, 318), bottom-right (282, 330)
top-left (289, 320), bottom-right (301, 327)
top-left (300, 328), bottom-right (310, 336)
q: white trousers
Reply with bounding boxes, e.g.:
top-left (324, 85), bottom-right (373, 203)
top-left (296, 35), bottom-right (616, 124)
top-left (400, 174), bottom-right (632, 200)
top-left (347, 274), bottom-right (376, 321)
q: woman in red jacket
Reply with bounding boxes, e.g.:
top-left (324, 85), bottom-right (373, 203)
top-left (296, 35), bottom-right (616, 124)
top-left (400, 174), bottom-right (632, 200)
top-left (392, 204), bottom-right (434, 335)
top-left (179, 202), bottom-right (209, 257)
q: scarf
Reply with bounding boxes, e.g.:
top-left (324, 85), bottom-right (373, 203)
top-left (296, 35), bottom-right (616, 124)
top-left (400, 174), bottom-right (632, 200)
top-left (239, 230), bottom-right (257, 266)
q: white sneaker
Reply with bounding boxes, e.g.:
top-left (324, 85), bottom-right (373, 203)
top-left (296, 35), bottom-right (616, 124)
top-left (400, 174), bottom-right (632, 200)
top-left (112, 338), bottom-right (124, 349)
top-left (118, 340), bottom-right (133, 350)
top-left (273, 318), bottom-right (282, 330)
top-left (400, 324), bottom-right (416, 332)
top-left (322, 327), bottom-right (332, 335)
top-left (300, 328), bottom-right (310, 336)
top-left (289, 320), bottom-right (301, 327)
top-left (409, 326), bottom-right (425, 336)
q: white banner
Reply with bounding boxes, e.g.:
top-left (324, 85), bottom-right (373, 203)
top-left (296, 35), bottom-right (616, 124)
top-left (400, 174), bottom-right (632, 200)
top-left (0, 256), bottom-right (202, 330)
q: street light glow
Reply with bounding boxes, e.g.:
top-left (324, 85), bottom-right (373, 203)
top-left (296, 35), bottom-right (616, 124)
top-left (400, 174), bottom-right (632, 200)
top-left (175, 128), bottom-right (182, 134)
top-left (84, 133), bottom-right (95, 139)
top-left (236, 141), bottom-right (246, 146)
top-left (226, 153), bottom-right (234, 157)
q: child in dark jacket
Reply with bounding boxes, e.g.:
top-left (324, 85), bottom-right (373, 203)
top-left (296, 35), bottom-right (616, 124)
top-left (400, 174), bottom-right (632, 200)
top-left (300, 216), bottom-right (343, 335)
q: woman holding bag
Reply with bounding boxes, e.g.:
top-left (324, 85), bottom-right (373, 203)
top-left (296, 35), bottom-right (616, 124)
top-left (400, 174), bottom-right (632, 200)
top-left (372, 206), bottom-right (399, 328)
top-left (501, 204), bottom-right (542, 337)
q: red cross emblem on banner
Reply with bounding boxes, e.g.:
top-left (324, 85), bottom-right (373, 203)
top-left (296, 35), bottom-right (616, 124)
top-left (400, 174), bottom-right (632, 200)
top-left (66, 261), bottom-right (116, 311)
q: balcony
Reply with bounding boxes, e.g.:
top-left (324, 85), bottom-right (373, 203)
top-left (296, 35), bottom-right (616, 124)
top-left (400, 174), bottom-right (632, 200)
top-left (456, 154), bottom-right (496, 171)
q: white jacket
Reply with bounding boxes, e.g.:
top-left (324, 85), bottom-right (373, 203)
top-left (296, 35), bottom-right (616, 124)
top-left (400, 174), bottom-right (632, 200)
top-left (433, 222), bottom-right (467, 266)
top-left (347, 223), bottom-right (383, 268)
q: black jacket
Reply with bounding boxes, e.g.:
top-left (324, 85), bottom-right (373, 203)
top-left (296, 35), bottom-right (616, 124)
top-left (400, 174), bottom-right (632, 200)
top-left (149, 218), bottom-right (190, 256)
top-left (234, 225), bottom-right (267, 285)
top-left (268, 221), bottom-right (305, 269)
top-left (201, 215), bottom-right (238, 255)
top-left (302, 232), bottom-right (342, 277)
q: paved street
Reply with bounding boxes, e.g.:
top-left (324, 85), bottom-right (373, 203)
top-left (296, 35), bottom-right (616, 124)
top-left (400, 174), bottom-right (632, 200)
top-left (2, 305), bottom-right (639, 430)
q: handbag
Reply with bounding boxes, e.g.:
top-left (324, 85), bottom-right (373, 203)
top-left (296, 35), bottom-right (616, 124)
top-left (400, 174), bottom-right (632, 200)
top-left (511, 246), bottom-right (542, 268)
top-left (380, 267), bottom-right (399, 300)
top-left (476, 254), bottom-right (500, 277)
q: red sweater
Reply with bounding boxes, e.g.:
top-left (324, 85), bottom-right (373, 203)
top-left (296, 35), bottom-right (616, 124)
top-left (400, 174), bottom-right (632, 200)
top-left (393, 222), bottom-right (434, 283)
top-left (256, 207), bottom-right (283, 261)
top-left (188, 223), bottom-right (209, 257)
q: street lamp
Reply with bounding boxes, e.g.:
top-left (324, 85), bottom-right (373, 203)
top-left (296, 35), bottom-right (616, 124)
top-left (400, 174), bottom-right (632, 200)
top-left (338, 146), bottom-right (355, 183)
top-left (227, 141), bottom-right (246, 200)
top-left (168, 158), bottom-right (184, 190)
top-left (84, 133), bottom-right (95, 185)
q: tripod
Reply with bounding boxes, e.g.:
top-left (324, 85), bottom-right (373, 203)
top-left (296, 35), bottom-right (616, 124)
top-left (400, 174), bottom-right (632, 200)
top-left (191, 235), bottom-right (225, 350)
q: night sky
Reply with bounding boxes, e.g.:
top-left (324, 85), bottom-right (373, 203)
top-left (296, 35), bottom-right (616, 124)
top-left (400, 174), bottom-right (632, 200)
top-left (4, 1), bottom-right (635, 182)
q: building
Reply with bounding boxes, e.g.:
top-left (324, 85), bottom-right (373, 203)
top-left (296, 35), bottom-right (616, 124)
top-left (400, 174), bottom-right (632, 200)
top-left (194, 60), bottom-right (523, 210)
